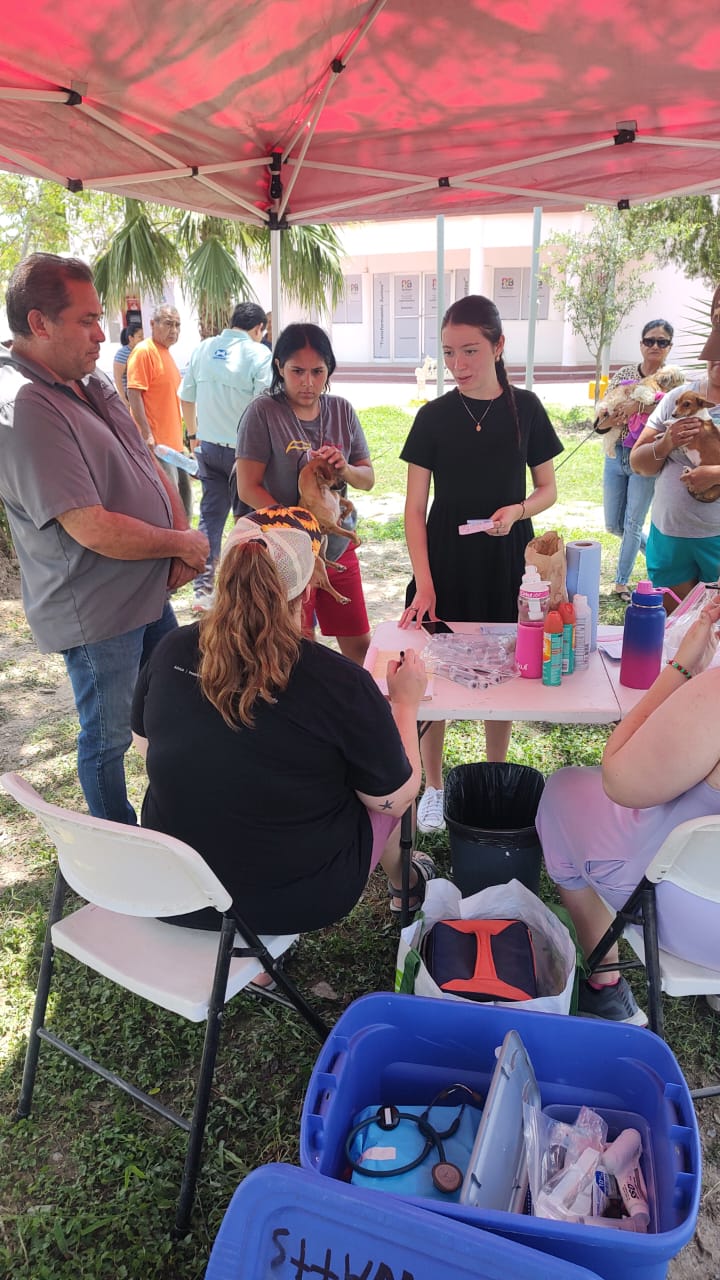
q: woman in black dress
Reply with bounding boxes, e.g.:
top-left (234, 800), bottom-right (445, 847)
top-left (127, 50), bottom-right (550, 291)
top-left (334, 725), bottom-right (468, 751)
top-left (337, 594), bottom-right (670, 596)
top-left (399, 295), bottom-right (563, 833)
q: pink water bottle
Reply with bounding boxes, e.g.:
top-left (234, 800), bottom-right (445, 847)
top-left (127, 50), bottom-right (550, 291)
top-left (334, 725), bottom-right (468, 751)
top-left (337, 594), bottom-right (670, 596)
top-left (619, 580), bottom-right (666, 689)
top-left (515, 567), bottom-right (550, 679)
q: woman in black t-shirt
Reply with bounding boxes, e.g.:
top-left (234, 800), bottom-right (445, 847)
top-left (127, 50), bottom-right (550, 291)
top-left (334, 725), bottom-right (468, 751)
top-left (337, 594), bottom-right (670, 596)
top-left (399, 295), bottom-right (563, 835)
top-left (131, 518), bottom-right (435, 933)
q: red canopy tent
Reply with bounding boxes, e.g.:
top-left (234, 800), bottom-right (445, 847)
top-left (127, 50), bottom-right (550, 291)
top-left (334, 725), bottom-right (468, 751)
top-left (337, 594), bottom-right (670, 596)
top-left (1, 0), bottom-right (720, 227)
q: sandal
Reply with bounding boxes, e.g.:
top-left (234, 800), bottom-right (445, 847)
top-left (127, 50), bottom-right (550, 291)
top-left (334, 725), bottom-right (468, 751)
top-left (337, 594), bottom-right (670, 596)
top-left (612, 586), bottom-right (632, 604)
top-left (246, 974), bottom-right (278, 995)
top-left (388, 851), bottom-right (438, 916)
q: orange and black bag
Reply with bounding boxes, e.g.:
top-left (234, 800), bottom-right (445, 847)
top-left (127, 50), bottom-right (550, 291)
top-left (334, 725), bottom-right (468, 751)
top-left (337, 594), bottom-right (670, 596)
top-left (421, 918), bottom-right (537, 1003)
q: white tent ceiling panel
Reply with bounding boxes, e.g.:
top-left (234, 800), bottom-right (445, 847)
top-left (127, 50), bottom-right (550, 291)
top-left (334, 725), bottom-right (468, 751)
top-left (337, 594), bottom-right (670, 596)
top-left (0, 0), bottom-right (719, 223)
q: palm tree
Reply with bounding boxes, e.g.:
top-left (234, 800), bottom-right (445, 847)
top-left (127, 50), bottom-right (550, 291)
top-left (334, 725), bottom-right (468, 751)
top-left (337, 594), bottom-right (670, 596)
top-left (93, 200), bottom-right (345, 334)
top-left (93, 200), bottom-right (182, 318)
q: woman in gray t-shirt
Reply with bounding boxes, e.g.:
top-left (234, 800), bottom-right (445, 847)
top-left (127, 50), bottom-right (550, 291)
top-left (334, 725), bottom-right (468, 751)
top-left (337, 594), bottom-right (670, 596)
top-left (235, 323), bottom-right (375, 664)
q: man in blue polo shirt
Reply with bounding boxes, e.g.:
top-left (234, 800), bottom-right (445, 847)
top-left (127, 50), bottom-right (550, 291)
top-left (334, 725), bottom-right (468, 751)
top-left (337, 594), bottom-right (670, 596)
top-left (0, 253), bottom-right (209, 824)
top-left (179, 302), bottom-right (272, 609)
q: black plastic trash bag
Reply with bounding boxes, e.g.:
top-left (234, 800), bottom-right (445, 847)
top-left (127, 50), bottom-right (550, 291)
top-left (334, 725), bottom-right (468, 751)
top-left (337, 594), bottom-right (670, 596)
top-left (443, 763), bottom-right (545, 896)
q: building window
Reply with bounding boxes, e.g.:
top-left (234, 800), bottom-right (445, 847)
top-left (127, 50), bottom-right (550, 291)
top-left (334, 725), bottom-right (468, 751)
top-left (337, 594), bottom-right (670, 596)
top-left (332, 275), bottom-right (363, 324)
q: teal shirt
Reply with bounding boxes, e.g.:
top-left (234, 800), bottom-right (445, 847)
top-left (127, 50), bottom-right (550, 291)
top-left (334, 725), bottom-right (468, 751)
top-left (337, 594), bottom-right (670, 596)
top-left (178, 328), bottom-right (272, 447)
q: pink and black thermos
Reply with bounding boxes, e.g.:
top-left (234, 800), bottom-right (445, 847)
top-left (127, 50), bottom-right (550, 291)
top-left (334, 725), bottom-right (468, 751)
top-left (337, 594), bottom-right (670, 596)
top-left (619, 580), bottom-right (666, 690)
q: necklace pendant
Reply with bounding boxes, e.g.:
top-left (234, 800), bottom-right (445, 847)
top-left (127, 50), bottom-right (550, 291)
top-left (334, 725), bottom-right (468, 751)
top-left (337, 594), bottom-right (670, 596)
top-left (476, 422), bottom-right (481, 432)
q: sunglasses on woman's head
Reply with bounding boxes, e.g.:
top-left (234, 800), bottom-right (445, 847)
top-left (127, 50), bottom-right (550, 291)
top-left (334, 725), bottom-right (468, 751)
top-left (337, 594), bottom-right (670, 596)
top-left (642, 337), bottom-right (672, 348)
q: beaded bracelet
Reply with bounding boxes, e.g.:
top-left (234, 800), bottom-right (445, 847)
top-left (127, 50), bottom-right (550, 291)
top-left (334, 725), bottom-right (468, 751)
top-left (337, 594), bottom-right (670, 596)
top-left (519, 499), bottom-right (526, 520)
top-left (667, 659), bottom-right (692, 679)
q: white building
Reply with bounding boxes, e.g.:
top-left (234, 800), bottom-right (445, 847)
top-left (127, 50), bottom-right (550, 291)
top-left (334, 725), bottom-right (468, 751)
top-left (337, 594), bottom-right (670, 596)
top-left (325, 212), bottom-right (700, 371)
top-left (87, 210), bottom-right (705, 378)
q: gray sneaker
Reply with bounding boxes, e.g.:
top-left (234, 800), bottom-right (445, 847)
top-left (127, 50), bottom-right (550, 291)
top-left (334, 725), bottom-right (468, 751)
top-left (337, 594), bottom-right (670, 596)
top-left (578, 977), bottom-right (648, 1027)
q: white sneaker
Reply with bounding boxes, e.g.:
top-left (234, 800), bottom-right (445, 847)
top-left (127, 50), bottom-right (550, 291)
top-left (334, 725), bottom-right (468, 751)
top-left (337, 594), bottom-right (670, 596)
top-left (706, 994), bottom-right (720, 1014)
top-left (417, 786), bottom-right (445, 833)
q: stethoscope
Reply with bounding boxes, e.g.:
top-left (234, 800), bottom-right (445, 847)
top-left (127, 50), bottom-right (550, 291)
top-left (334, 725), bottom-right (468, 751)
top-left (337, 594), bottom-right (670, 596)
top-left (345, 1084), bottom-right (484, 1194)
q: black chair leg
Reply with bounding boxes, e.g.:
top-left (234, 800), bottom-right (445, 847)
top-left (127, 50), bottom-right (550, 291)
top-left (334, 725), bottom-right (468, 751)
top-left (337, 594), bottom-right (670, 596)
top-left (640, 885), bottom-right (664, 1038)
top-left (585, 881), bottom-right (645, 977)
top-left (16, 868), bottom-right (67, 1120)
top-left (230, 911), bottom-right (329, 1042)
top-left (175, 915), bottom-right (236, 1235)
top-left (399, 805), bottom-right (413, 929)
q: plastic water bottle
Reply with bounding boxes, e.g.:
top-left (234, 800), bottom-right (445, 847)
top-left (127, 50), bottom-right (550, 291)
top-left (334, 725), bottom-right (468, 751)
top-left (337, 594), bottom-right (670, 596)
top-left (515, 566), bottom-right (550, 679)
top-left (542, 609), bottom-right (563, 686)
top-left (154, 443), bottom-right (199, 476)
top-left (573, 594), bottom-right (591, 670)
top-left (619, 580), bottom-right (666, 689)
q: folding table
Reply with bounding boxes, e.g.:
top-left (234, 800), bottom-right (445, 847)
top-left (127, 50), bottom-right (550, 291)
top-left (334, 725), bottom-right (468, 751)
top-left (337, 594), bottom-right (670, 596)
top-left (365, 621), bottom-right (627, 924)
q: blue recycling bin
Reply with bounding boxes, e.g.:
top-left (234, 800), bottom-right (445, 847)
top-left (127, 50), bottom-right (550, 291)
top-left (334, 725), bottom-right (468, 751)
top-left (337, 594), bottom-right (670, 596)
top-left (205, 1164), bottom-right (603, 1280)
top-left (299, 994), bottom-right (701, 1280)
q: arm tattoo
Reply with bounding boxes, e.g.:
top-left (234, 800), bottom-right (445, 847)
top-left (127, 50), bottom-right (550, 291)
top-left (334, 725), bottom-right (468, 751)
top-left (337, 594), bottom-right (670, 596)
top-left (380, 800), bottom-right (394, 811)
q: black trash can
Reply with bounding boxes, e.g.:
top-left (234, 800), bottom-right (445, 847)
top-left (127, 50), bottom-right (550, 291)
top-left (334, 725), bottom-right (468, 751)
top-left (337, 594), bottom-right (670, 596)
top-left (444, 762), bottom-right (545, 897)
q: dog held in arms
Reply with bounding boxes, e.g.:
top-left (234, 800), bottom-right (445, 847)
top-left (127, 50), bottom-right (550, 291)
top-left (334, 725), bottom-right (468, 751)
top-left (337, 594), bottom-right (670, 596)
top-left (594, 366), bottom-right (686, 458)
top-left (669, 390), bottom-right (720, 503)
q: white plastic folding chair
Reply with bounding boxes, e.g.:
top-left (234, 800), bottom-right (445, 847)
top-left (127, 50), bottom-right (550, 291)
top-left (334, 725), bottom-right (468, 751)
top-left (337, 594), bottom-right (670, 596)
top-left (586, 815), bottom-right (720, 1097)
top-left (2, 772), bottom-right (329, 1233)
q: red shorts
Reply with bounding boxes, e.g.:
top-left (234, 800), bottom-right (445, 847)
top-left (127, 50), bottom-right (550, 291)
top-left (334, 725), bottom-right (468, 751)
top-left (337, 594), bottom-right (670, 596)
top-left (302, 544), bottom-right (370, 638)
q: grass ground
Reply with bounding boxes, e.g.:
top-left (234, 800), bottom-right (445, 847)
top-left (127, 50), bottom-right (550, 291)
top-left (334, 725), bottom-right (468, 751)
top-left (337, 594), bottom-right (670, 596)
top-left (1, 403), bottom-right (718, 1278)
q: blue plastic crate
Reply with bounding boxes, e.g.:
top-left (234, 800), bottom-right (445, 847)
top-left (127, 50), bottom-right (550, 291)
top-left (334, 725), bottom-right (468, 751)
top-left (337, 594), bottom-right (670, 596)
top-left (205, 1164), bottom-right (603, 1279)
top-left (300, 994), bottom-right (701, 1280)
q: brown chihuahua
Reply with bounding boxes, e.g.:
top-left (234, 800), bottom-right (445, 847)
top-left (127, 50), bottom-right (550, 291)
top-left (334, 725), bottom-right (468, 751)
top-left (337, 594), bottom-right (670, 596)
top-left (297, 456), bottom-right (360, 545)
top-left (671, 391), bottom-right (720, 502)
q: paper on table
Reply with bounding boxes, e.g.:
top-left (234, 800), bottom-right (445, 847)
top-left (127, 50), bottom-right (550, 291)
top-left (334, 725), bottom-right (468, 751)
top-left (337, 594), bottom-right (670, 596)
top-left (366, 646), bottom-right (434, 698)
top-left (597, 637), bottom-right (623, 660)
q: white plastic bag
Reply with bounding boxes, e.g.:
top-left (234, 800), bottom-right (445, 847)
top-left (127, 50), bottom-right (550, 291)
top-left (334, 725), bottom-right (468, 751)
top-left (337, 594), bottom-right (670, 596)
top-left (395, 877), bottom-right (576, 1015)
top-left (663, 581), bottom-right (720, 664)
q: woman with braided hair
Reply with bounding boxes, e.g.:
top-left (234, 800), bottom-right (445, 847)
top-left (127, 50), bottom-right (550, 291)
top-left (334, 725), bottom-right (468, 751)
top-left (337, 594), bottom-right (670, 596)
top-left (399, 294), bottom-right (563, 832)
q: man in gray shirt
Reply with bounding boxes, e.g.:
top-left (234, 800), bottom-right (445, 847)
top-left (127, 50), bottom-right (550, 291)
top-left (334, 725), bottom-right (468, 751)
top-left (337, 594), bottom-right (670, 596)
top-left (179, 301), bottom-right (271, 608)
top-left (0, 253), bottom-right (209, 823)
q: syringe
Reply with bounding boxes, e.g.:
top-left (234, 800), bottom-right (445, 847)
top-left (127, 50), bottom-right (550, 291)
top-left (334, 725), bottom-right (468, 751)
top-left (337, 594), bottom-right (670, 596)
top-left (433, 662), bottom-right (486, 689)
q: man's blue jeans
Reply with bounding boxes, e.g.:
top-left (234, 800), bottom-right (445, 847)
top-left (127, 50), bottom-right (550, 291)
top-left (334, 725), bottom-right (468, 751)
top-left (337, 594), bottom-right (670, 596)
top-left (603, 444), bottom-right (656, 587)
top-left (193, 441), bottom-right (236, 596)
top-left (62, 602), bottom-right (177, 824)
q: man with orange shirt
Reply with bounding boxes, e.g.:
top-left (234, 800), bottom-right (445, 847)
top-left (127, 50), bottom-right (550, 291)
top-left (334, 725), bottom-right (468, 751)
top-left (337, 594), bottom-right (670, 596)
top-left (127, 304), bottom-right (193, 517)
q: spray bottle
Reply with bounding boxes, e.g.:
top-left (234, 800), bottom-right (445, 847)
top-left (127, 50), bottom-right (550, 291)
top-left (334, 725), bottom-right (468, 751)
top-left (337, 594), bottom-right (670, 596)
top-left (558, 600), bottom-right (576, 675)
top-left (542, 609), bottom-right (563, 686)
top-left (573, 594), bottom-right (591, 670)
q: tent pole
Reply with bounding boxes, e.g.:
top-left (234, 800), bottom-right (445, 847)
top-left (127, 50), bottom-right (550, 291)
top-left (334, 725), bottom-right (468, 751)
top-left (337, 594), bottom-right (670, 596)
top-left (270, 228), bottom-right (282, 337)
top-left (436, 215), bottom-right (445, 398)
top-left (525, 206), bottom-right (543, 390)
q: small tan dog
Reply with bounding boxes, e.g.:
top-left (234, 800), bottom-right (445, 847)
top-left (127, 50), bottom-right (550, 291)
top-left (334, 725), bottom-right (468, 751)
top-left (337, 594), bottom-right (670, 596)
top-left (297, 456), bottom-right (360, 546)
top-left (670, 391), bottom-right (720, 502)
top-left (594, 367), bottom-right (686, 458)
